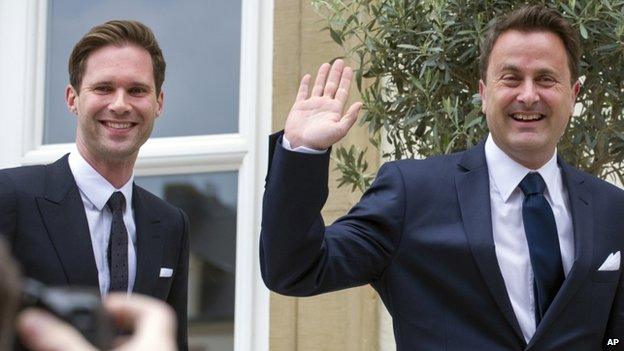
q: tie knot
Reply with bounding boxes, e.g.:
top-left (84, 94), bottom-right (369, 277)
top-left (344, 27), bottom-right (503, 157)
top-left (107, 191), bottom-right (126, 212)
top-left (519, 172), bottom-right (546, 196)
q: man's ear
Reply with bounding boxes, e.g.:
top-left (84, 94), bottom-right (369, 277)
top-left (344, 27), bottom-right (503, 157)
top-left (571, 80), bottom-right (581, 113)
top-left (156, 90), bottom-right (164, 117)
top-left (65, 84), bottom-right (79, 115)
top-left (478, 79), bottom-right (487, 114)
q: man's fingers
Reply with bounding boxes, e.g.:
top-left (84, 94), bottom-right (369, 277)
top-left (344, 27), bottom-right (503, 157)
top-left (323, 59), bottom-right (345, 98)
top-left (311, 63), bottom-right (331, 97)
top-left (16, 308), bottom-right (96, 351)
top-left (338, 102), bottom-right (362, 134)
top-left (335, 66), bottom-right (353, 105)
top-left (295, 74), bottom-right (311, 102)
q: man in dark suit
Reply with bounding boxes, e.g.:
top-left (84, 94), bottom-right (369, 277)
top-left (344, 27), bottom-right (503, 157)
top-left (0, 20), bottom-right (189, 350)
top-left (261, 5), bottom-right (624, 350)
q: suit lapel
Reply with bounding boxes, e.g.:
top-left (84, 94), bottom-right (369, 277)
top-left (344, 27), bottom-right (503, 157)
top-left (36, 155), bottom-right (99, 287)
top-left (455, 142), bottom-right (526, 345)
top-left (456, 143), bottom-right (527, 344)
top-left (132, 185), bottom-right (164, 295)
top-left (526, 159), bottom-right (594, 350)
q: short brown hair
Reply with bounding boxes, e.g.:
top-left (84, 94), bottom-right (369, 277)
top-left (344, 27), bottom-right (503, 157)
top-left (68, 20), bottom-right (166, 94)
top-left (479, 5), bottom-right (581, 83)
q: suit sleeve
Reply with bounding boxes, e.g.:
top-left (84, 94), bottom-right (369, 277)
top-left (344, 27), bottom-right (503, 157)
top-left (168, 209), bottom-right (189, 351)
top-left (0, 173), bottom-right (17, 247)
top-left (605, 245), bottom-right (624, 350)
top-left (602, 188), bottom-right (624, 350)
top-left (260, 133), bottom-right (405, 296)
top-left (604, 269), bottom-right (624, 350)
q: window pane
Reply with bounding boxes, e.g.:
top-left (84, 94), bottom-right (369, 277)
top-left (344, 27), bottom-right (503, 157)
top-left (135, 171), bottom-right (237, 351)
top-left (44, 0), bottom-right (241, 144)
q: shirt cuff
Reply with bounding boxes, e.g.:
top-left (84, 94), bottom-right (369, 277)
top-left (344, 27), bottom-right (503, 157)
top-left (282, 135), bottom-right (327, 154)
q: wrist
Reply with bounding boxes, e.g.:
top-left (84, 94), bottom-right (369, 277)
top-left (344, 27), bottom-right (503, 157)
top-left (283, 132), bottom-right (303, 149)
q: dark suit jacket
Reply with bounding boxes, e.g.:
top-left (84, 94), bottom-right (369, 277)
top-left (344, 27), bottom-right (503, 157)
top-left (0, 155), bottom-right (189, 350)
top-left (261, 133), bottom-right (624, 351)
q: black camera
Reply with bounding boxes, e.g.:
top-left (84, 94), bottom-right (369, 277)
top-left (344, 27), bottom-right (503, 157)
top-left (19, 279), bottom-right (114, 349)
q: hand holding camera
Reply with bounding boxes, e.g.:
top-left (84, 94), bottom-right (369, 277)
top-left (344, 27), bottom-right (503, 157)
top-left (16, 293), bottom-right (177, 351)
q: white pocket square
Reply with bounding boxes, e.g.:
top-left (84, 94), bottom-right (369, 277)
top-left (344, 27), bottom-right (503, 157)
top-left (598, 251), bottom-right (620, 271)
top-left (159, 268), bottom-right (173, 278)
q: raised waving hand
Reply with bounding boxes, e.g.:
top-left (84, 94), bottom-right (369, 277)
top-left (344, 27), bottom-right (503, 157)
top-left (284, 59), bottom-right (362, 150)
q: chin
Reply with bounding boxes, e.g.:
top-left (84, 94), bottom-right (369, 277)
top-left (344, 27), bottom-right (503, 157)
top-left (507, 134), bottom-right (548, 149)
top-left (101, 145), bottom-right (139, 161)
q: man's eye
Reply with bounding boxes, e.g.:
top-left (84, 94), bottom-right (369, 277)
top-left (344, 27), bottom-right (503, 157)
top-left (94, 86), bottom-right (113, 93)
top-left (500, 76), bottom-right (520, 85)
top-left (129, 87), bottom-right (148, 95)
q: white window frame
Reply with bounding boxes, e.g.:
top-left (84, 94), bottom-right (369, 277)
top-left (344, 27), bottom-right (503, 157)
top-left (0, 0), bottom-right (272, 350)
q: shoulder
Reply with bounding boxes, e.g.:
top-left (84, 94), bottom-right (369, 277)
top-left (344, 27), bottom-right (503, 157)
top-left (561, 163), bottom-right (624, 204)
top-left (133, 185), bottom-right (188, 223)
top-left (0, 164), bottom-right (47, 185)
top-left (0, 155), bottom-right (69, 195)
top-left (380, 149), bottom-right (465, 185)
top-left (0, 154), bottom-right (70, 182)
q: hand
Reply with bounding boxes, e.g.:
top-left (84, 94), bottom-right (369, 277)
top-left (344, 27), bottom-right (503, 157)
top-left (284, 59), bottom-right (362, 150)
top-left (16, 294), bottom-right (177, 351)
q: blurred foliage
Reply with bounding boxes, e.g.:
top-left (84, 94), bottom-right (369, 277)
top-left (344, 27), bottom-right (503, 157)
top-left (312, 0), bottom-right (624, 191)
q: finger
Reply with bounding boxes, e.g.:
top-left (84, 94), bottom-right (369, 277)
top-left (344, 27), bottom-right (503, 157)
top-left (338, 102), bottom-right (362, 134)
top-left (323, 59), bottom-right (345, 98)
top-left (105, 293), bottom-right (176, 337)
top-left (106, 294), bottom-right (177, 351)
top-left (335, 66), bottom-right (353, 106)
top-left (311, 63), bottom-right (331, 97)
top-left (16, 309), bottom-right (96, 351)
top-left (295, 74), bottom-right (311, 102)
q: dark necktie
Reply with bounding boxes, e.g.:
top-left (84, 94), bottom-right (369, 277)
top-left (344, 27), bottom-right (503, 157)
top-left (519, 172), bottom-right (564, 324)
top-left (107, 191), bottom-right (128, 292)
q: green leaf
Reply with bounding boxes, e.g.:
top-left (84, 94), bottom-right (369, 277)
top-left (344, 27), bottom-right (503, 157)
top-left (329, 27), bottom-right (343, 45)
top-left (397, 44), bottom-right (419, 50)
top-left (579, 23), bottom-right (589, 39)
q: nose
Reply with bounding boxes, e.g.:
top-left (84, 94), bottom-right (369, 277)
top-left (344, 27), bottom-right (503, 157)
top-left (516, 80), bottom-right (540, 106)
top-left (109, 89), bottom-right (132, 114)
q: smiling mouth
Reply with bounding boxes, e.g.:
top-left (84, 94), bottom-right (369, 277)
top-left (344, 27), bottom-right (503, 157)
top-left (101, 121), bottom-right (136, 129)
top-left (510, 113), bottom-right (545, 122)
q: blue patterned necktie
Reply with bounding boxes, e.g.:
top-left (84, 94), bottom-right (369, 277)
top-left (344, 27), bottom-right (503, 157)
top-left (107, 191), bottom-right (128, 292)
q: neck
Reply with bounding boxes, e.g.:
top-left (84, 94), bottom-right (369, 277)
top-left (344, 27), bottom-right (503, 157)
top-left (508, 152), bottom-right (551, 170)
top-left (76, 145), bottom-right (136, 189)
top-left (489, 136), bottom-right (555, 171)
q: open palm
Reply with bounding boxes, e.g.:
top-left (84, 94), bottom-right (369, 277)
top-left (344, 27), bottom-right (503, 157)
top-left (284, 59), bottom-right (362, 150)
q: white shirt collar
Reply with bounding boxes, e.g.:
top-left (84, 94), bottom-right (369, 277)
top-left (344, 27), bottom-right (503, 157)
top-left (68, 148), bottom-right (134, 211)
top-left (485, 134), bottom-right (561, 203)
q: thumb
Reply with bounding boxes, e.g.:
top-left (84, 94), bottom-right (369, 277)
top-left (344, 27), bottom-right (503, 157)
top-left (338, 102), bottom-right (362, 134)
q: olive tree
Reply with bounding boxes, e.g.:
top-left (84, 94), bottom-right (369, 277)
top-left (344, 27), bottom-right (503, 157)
top-left (312, 0), bottom-right (624, 191)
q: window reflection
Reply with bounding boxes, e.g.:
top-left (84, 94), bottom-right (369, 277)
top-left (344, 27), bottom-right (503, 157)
top-left (44, 0), bottom-right (241, 143)
top-left (135, 172), bottom-right (237, 351)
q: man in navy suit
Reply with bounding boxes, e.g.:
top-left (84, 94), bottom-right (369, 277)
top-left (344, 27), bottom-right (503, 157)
top-left (261, 5), bottom-right (624, 350)
top-left (0, 20), bottom-right (189, 350)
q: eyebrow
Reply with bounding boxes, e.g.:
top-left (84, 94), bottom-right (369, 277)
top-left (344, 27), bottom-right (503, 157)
top-left (500, 64), bottom-right (521, 73)
top-left (86, 81), bottom-right (153, 89)
top-left (499, 64), bottom-right (557, 76)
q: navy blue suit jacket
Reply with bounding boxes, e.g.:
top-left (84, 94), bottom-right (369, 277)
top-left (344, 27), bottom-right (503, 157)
top-left (0, 155), bottom-right (189, 350)
top-left (261, 133), bottom-right (624, 350)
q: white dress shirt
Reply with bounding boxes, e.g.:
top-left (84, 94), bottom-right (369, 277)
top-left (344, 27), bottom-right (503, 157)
top-left (68, 150), bottom-right (137, 295)
top-left (283, 134), bottom-right (575, 342)
top-left (485, 135), bottom-right (574, 342)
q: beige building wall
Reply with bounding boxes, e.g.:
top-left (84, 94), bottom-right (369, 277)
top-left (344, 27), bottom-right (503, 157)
top-left (270, 0), bottom-right (383, 350)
